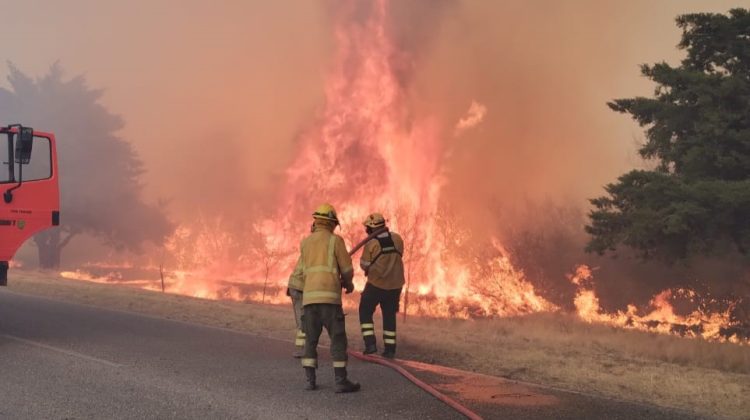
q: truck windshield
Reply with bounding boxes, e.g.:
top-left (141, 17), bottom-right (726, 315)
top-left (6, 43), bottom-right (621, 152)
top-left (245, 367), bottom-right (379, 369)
top-left (1, 135), bottom-right (52, 184)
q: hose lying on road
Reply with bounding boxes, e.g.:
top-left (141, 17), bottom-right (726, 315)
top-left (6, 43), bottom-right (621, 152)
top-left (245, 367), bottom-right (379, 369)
top-left (348, 350), bottom-right (483, 420)
top-left (347, 232), bottom-right (481, 418)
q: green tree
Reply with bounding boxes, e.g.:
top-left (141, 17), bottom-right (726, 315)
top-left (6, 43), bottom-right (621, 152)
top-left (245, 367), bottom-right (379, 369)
top-left (587, 9), bottom-right (750, 263)
top-left (0, 63), bottom-right (173, 268)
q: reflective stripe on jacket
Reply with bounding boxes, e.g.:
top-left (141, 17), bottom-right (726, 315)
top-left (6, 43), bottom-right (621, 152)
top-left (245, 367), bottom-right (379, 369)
top-left (301, 225), bottom-right (353, 305)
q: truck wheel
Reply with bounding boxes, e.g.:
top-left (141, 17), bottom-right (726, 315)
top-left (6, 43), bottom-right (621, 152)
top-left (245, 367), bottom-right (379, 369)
top-left (0, 261), bottom-right (8, 286)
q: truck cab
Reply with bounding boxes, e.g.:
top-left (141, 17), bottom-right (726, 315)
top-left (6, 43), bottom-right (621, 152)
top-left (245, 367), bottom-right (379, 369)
top-left (0, 125), bottom-right (60, 285)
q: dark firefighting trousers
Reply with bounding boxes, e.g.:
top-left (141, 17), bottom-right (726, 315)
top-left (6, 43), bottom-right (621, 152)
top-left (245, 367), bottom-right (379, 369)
top-left (359, 283), bottom-right (402, 353)
top-left (301, 303), bottom-right (348, 369)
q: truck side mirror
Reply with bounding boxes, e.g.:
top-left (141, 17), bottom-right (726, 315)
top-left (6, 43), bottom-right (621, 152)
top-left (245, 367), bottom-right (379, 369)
top-left (15, 126), bottom-right (33, 164)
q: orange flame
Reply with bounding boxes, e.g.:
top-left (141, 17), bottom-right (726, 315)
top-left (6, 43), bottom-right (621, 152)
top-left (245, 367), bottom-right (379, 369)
top-left (264, 0), bottom-right (554, 318)
top-left (57, 0), bottom-right (746, 345)
top-left (569, 265), bottom-right (743, 343)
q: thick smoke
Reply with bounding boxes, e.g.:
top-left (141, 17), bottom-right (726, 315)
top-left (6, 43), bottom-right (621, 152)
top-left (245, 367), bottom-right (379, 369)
top-left (2, 0), bottom-right (747, 311)
top-left (382, 0), bottom-right (750, 309)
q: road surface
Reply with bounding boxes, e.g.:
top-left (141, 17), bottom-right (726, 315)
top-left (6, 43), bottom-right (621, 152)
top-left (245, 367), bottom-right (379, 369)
top-left (0, 289), bottom-right (704, 419)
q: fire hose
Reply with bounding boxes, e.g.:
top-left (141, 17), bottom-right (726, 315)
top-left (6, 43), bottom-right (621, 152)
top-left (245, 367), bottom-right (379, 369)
top-left (348, 350), bottom-right (483, 420)
top-left (348, 226), bottom-right (388, 256)
top-left (345, 229), bottom-right (483, 419)
top-left (339, 226), bottom-right (387, 288)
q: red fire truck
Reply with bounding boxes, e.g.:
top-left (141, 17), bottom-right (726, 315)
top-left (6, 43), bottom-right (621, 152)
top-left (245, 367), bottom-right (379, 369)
top-left (0, 125), bottom-right (60, 285)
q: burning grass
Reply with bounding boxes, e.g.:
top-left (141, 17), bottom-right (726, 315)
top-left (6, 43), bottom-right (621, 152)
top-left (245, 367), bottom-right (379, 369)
top-left (58, 262), bottom-right (750, 345)
top-left (8, 269), bottom-right (750, 419)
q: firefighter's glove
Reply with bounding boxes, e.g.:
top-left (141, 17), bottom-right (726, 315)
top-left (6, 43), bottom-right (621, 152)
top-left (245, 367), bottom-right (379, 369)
top-left (344, 283), bottom-right (354, 294)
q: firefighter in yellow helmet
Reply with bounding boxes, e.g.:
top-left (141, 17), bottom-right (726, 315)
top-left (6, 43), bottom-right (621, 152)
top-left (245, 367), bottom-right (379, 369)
top-left (358, 213), bottom-right (405, 359)
top-left (298, 204), bottom-right (360, 392)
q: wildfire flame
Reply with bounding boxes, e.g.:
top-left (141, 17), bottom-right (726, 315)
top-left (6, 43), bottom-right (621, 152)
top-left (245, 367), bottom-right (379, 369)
top-left (569, 265), bottom-right (743, 343)
top-left (57, 0), bottom-right (746, 345)
top-left (268, 0), bottom-right (555, 317)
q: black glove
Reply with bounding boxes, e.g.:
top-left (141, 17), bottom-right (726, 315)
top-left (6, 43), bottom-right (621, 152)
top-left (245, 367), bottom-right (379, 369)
top-left (344, 283), bottom-right (354, 294)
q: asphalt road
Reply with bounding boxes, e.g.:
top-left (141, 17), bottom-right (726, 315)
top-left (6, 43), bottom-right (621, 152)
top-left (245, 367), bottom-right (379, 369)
top-left (0, 289), bottom-right (708, 419)
top-left (0, 289), bottom-right (462, 419)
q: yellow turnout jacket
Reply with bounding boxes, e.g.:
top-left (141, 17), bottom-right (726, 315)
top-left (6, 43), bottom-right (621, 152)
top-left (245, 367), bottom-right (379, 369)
top-left (299, 221), bottom-right (353, 306)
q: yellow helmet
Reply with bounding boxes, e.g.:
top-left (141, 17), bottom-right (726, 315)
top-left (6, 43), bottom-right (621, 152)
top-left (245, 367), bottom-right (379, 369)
top-left (363, 212), bottom-right (386, 228)
top-left (312, 203), bottom-right (339, 223)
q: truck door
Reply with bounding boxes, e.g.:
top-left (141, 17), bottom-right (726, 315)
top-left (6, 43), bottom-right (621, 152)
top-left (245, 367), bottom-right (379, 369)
top-left (0, 126), bottom-right (60, 284)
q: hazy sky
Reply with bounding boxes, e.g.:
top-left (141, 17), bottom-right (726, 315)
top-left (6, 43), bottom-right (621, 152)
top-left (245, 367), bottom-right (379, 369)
top-left (1, 0), bottom-right (747, 221)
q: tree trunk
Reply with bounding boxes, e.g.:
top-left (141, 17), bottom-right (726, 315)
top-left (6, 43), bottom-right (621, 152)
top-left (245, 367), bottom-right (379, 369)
top-left (33, 229), bottom-right (75, 269)
top-left (38, 244), bottom-right (61, 269)
top-left (262, 263), bottom-right (270, 304)
top-left (402, 265), bottom-right (413, 323)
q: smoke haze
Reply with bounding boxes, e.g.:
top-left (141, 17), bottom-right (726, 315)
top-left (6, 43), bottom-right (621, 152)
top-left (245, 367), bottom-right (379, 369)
top-left (1, 1), bottom-right (743, 214)
top-left (2, 0), bottom-right (748, 308)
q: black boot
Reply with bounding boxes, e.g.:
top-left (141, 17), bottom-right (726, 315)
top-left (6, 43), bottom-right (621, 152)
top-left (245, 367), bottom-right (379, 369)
top-left (334, 367), bottom-right (360, 393)
top-left (363, 334), bottom-right (377, 355)
top-left (382, 343), bottom-right (396, 359)
top-left (304, 367), bottom-right (317, 391)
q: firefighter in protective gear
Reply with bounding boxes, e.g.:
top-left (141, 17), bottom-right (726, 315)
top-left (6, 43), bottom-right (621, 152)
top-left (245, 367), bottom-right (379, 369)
top-left (287, 222), bottom-right (316, 358)
top-left (299, 204), bottom-right (361, 393)
top-left (358, 213), bottom-right (405, 359)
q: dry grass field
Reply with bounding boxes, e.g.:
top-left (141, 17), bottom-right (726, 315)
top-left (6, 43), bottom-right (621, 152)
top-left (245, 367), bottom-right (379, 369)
top-left (7, 270), bottom-right (750, 419)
